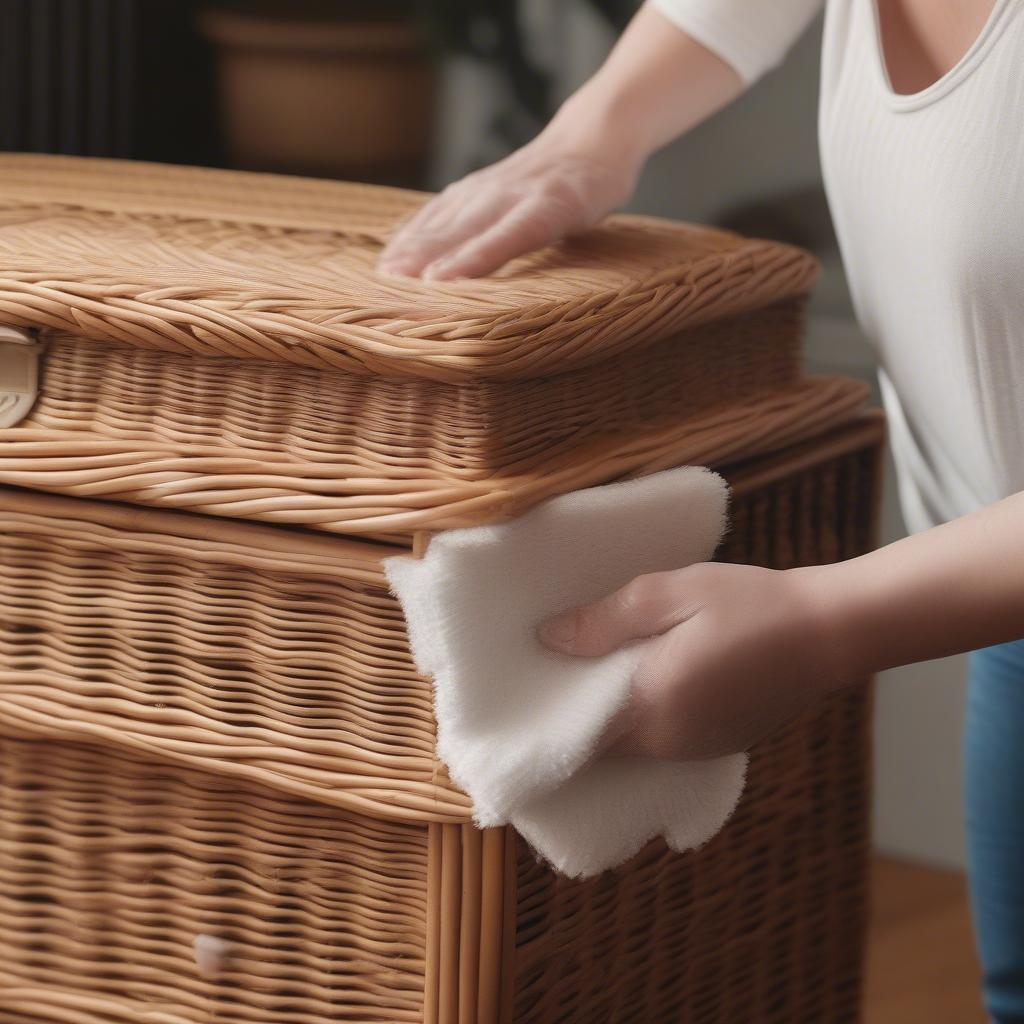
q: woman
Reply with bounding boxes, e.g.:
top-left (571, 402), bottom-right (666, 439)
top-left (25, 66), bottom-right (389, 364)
top-left (379, 2), bottom-right (1024, 1018)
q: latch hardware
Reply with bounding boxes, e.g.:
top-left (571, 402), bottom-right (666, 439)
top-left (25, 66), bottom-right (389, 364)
top-left (0, 326), bottom-right (42, 428)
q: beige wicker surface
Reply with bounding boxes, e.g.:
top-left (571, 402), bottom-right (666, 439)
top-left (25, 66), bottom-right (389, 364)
top-left (0, 156), bottom-right (817, 381)
top-left (0, 418), bottom-right (883, 1024)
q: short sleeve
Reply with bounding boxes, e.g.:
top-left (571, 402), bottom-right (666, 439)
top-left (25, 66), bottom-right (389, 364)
top-left (646, 0), bottom-right (825, 84)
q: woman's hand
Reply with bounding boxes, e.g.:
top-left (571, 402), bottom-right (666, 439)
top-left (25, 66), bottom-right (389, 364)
top-left (537, 486), bottom-right (1024, 762)
top-left (539, 562), bottom-right (855, 760)
top-left (377, 6), bottom-right (745, 280)
top-left (377, 133), bottom-right (640, 281)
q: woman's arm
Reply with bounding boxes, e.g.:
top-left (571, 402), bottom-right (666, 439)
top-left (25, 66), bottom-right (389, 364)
top-left (818, 488), bottom-right (1024, 672)
top-left (379, 2), bottom-right (807, 280)
top-left (540, 490), bottom-right (1024, 761)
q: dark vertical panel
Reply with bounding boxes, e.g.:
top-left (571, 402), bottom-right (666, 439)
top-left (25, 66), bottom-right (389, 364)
top-left (135, 0), bottom-right (221, 165)
top-left (60, 0), bottom-right (84, 153)
top-left (112, 0), bottom-right (134, 154)
top-left (29, 0), bottom-right (56, 151)
top-left (0, 1), bottom-right (28, 148)
top-left (0, 0), bottom-right (212, 162)
top-left (87, 0), bottom-right (111, 153)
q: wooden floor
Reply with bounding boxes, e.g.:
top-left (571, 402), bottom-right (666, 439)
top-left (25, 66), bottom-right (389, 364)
top-left (865, 857), bottom-right (985, 1024)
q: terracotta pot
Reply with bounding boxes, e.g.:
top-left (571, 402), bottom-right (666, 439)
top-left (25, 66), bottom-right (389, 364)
top-left (198, 2), bottom-right (435, 184)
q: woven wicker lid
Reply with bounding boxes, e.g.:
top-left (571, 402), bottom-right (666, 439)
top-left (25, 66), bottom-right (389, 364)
top-left (0, 154), bottom-right (818, 383)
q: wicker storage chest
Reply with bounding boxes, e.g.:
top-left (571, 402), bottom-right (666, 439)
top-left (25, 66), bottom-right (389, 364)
top-left (0, 155), bottom-right (882, 1023)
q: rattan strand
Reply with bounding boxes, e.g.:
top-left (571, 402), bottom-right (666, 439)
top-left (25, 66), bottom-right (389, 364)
top-left (0, 156), bottom-right (818, 382)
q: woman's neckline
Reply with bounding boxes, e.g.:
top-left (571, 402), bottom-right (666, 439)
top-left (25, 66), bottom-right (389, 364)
top-left (868, 0), bottom-right (1015, 112)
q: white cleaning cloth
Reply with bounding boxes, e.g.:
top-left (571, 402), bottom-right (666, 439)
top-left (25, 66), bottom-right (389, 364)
top-left (384, 467), bottom-right (747, 878)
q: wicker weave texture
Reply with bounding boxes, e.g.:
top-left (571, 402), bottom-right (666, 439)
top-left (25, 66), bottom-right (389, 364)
top-left (0, 489), bottom-right (469, 824)
top-left (14, 300), bottom-right (801, 479)
top-left (0, 739), bottom-right (429, 1024)
top-left (0, 156), bottom-right (818, 382)
top-left (0, 418), bottom-right (883, 1024)
top-left (0, 369), bottom-right (868, 538)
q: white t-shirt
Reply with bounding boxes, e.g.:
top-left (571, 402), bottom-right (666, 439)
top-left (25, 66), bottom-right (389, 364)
top-left (651, 0), bottom-right (1024, 532)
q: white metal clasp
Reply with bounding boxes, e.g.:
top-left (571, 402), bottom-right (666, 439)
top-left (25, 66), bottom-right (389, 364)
top-left (0, 326), bottom-right (42, 428)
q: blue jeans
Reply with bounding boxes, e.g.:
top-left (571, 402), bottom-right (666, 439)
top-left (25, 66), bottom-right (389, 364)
top-left (967, 639), bottom-right (1024, 1024)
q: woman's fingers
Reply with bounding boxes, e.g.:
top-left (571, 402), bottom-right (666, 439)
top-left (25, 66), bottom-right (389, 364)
top-left (378, 179), bottom-right (516, 277)
top-left (379, 178), bottom-right (479, 253)
top-left (421, 193), bottom-right (575, 281)
top-left (539, 570), bottom-right (699, 658)
top-left (377, 145), bottom-right (635, 279)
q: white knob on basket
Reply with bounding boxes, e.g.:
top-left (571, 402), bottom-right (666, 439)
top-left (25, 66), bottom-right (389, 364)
top-left (193, 934), bottom-right (230, 978)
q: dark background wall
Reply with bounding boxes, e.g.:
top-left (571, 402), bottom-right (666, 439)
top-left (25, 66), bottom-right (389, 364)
top-left (0, 0), bottom-right (219, 163)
